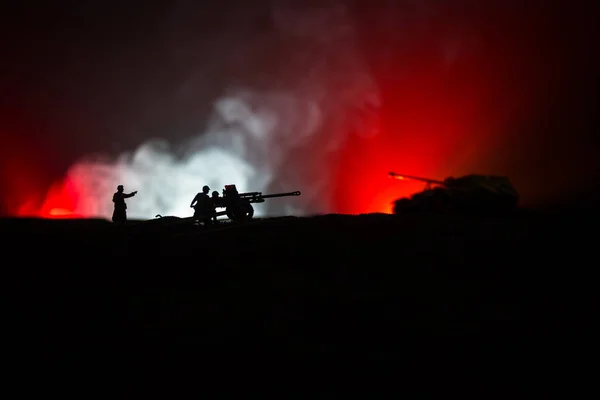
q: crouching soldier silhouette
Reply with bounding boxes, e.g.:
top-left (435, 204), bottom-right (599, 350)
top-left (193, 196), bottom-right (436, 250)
top-left (210, 190), bottom-right (222, 224)
top-left (190, 185), bottom-right (213, 225)
top-left (112, 185), bottom-right (138, 224)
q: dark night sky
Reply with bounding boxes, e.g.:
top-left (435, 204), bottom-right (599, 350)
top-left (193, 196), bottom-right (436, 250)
top-left (1, 0), bottom-right (598, 215)
top-left (1, 0), bottom-right (266, 212)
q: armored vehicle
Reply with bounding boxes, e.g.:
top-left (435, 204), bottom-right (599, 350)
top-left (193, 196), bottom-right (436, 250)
top-left (389, 172), bottom-right (519, 215)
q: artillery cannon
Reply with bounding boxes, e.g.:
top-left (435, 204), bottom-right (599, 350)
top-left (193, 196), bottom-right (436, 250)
top-left (213, 184), bottom-right (301, 222)
top-left (388, 172), bottom-right (519, 215)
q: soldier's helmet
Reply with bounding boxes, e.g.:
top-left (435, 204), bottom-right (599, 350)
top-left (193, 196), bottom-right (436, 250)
top-left (212, 191), bottom-right (219, 197)
top-left (202, 185), bottom-right (210, 193)
top-left (117, 185), bottom-right (124, 191)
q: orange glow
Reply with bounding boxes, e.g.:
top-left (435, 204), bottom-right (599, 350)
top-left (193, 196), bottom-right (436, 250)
top-left (49, 208), bottom-right (70, 216)
top-left (48, 208), bottom-right (82, 218)
top-left (389, 173), bottom-right (405, 180)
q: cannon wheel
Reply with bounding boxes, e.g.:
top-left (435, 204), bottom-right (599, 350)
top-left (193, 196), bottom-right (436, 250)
top-left (246, 203), bottom-right (255, 219)
top-left (226, 202), bottom-right (254, 222)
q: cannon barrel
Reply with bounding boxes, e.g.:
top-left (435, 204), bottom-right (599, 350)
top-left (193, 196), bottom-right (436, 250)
top-left (236, 190), bottom-right (301, 203)
top-left (388, 172), bottom-right (446, 186)
top-left (260, 191), bottom-right (301, 199)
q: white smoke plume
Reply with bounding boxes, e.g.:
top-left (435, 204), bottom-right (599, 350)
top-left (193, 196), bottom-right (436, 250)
top-left (55, 1), bottom-right (380, 220)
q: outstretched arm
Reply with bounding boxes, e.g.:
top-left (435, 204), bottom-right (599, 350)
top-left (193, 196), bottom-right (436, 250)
top-left (124, 191), bottom-right (137, 198)
top-left (190, 194), bottom-right (199, 208)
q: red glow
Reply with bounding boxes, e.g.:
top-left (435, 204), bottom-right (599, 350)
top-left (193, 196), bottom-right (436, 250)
top-left (332, 7), bottom-right (545, 215)
top-left (5, 5), bottom-right (588, 217)
top-left (16, 178), bottom-right (84, 219)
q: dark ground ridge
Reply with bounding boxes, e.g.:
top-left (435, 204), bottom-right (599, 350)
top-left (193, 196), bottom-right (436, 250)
top-left (2, 209), bottom-right (596, 373)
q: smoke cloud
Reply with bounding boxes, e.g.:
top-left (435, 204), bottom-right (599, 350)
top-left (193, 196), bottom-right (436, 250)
top-left (41, 1), bottom-right (380, 220)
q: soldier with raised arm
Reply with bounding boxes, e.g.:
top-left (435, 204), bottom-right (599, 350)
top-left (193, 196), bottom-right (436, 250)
top-left (112, 184), bottom-right (137, 224)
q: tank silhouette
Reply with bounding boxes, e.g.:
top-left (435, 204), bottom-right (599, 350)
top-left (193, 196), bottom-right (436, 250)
top-left (214, 184), bottom-right (302, 222)
top-left (388, 172), bottom-right (519, 215)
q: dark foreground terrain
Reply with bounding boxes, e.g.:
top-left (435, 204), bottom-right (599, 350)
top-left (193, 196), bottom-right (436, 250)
top-left (2, 210), bottom-right (597, 384)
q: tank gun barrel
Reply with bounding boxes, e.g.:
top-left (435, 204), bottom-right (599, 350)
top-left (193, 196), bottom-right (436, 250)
top-left (388, 172), bottom-right (446, 186)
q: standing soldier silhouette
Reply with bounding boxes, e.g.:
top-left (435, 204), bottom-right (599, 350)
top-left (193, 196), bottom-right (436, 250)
top-left (112, 185), bottom-right (138, 224)
top-left (190, 185), bottom-right (211, 224)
